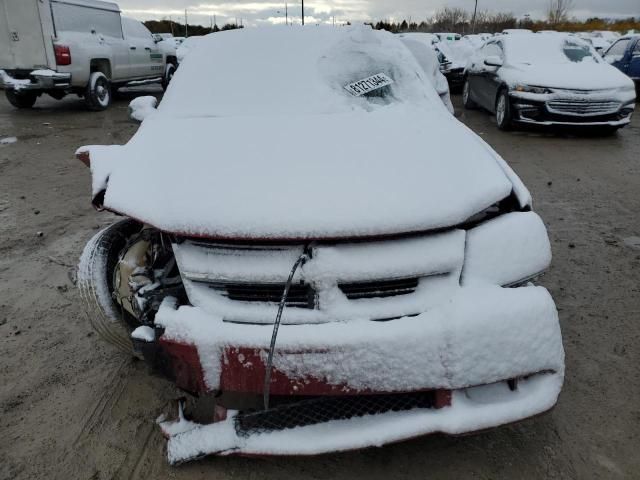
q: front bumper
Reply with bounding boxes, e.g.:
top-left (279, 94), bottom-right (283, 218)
top-left (143, 285), bottom-right (564, 461)
top-left (0, 69), bottom-right (71, 91)
top-left (162, 372), bottom-right (562, 463)
top-left (509, 92), bottom-right (635, 127)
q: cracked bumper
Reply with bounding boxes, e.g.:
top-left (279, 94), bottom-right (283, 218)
top-left (149, 286), bottom-right (564, 397)
top-left (162, 371), bottom-right (563, 463)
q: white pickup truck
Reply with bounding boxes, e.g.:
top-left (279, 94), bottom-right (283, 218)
top-left (0, 0), bottom-right (177, 110)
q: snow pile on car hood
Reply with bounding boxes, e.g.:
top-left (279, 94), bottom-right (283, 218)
top-left (81, 26), bottom-right (529, 240)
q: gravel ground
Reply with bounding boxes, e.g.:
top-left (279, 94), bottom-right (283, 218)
top-left (0, 90), bottom-right (639, 480)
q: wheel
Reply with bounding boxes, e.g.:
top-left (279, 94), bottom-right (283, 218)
top-left (495, 89), bottom-right (512, 130)
top-left (85, 71), bottom-right (111, 111)
top-left (162, 63), bottom-right (176, 91)
top-left (77, 219), bottom-right (143, 353)
top-left (462, 79), bottom-right (476, 109)
top-left (5, 90), bottom-right (37, 109)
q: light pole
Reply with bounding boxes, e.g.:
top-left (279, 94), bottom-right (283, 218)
top-left (301, 0), bottom-right (304, 25)
top-left (472, 0), bottom-right (478, 33)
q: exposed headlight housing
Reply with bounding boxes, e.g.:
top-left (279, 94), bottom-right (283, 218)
top-left (514, 85), bottom-right (552, 94)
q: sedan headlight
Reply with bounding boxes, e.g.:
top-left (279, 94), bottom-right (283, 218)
top-left (514, 85), bottom-right (552, 94)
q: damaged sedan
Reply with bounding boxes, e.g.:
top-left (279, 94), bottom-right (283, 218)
top-left (77, 26), bottom-right (564, 463)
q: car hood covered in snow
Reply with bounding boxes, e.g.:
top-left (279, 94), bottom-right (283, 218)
top-left (82, 26), bottom-right (528, 240)
top-left (502, 61), bottom-right (633, 91)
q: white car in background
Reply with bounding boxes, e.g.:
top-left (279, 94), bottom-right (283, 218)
top-left (398, 32), bottom-right (466, 92)
top-left (398, 34), bottom-right (454, 112)
top-left (0, 0), bottom-right (174, 110)
top-left (77, 25), bottom-right (564, 464)
top-left (176, 36), bottom-right (205, 63)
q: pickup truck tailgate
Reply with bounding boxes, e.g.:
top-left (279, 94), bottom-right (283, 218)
top-left (0, 0), bottom-right (55, 70)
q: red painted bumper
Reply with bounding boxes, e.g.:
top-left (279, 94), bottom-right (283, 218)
top-left (157, 339), bottom-right (451, 406)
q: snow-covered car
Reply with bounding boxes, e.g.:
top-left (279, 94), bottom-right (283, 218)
top-left (176, 36), bottom-right (204, 64)
top-left (463, 33), bottom-right (636, 132)
top-left (502, 29), bottom-right (533, 35)
top-left (398, 33), bottom-right (466, 91)
top-left (77, 26), bottom-right (564, 463)
top-left (398, 34), bottom-right (454, 113)
top-left (435, 32), bottom-right (461, 42)
top-left (156, 37), bottom-right (184, 66)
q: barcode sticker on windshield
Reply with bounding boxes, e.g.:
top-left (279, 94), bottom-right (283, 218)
top-left (344, 73), bottom-right (394, 96)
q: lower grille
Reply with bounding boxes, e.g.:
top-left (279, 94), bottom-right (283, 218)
top-left (235, 391), bottom-right (439, 435)
top-left (339, 277), bottom-right (420, 299)
top-left (547, 99), bottom-right (620, 116)
top-left (193, 280), bottom-right (316, 309)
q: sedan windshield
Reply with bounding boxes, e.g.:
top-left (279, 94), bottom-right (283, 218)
top-left (505, 34), bottom-right (599, 65)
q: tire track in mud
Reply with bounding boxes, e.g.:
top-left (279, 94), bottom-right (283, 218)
top-left (72, 357), bottom-right (129, 448)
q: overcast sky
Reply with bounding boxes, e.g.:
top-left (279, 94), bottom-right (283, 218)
top-left (119, 0), bottom-right (639, 27)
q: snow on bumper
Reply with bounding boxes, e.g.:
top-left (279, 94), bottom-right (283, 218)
top-left (155, 285), bottom-right (564, 395)
top-left (164, 372), bottom-right (562, 462)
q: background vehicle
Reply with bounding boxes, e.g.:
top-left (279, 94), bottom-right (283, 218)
top-left (435, 32), bottom-right (461, 42)
top-left (0, 0), bottom-right (173, 110)
top-left (501, 29), bottom-right (533, 35)
top-left (398, 34), bottom-right (454, 112)
top-left (463, 33), bottom-right (636, 132)
top-left (77, 26), bottom-right (564, 463)
top-left (603, 35), bottom-right (640, 91)
top-left (398, 32), bottom-right (466, 91)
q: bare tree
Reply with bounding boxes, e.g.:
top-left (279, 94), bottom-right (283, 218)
top-left (548, 0), bottom-right (574, 25)
top-left (432, 7), bottom-right (469, 31)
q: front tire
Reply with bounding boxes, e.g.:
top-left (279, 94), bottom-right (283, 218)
top-left (462, 79), bottom-right (476, 109)
top-left (162, 63), bottom-right (176, 91)
top-left (85, 71), bottom-right (112, 111)
top-left (78, 219), bottom-right (143, 353)
top-left (5, 90), bottom-right (37, 109)
top-left (495, 90), bottom-right (512, 131)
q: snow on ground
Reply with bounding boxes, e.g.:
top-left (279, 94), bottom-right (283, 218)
top-left (128, 96), bottom-right (157, 122)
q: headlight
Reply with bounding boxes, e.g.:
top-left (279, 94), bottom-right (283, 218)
top-left (461, 212), bottom-right (552, 287)
top-left (514, 85), bottom-right (552, 94)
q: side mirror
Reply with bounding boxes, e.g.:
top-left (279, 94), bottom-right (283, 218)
top-left (129, 96), bottom-right (157, 122)
top-left (484, 56), bottom-right (503, 67)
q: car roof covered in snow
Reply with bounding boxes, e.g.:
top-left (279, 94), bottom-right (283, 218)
top-left (82, 26), bottom-right (528, 240)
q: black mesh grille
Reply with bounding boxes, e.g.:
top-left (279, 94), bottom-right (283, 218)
top-left (235, 391), bottom-right (436, 435)
top-left (193, 280), bottom-right (316, 309)
top-left (339, 277), bottom-right (419, 299)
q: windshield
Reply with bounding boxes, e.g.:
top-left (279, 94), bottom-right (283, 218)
top-left (160, 27), bottom-right (440, 118)
top-left (505, 35), bottom-right (599, 65)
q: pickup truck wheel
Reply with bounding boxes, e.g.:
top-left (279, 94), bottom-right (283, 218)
top-left (162, 63), bottom-right (176, 91)
top-left (85, 72), bottom-right (112, 111)
top-left (5, 90), bottom-right (37, 109)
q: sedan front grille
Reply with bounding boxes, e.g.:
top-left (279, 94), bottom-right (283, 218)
top-left (547, 99), bottom-right (620, 116)
top-left (193, 280), bottom-right (316, 309)
top-left (339, 277), bottom-right (420, 299)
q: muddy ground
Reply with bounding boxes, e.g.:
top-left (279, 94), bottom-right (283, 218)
top-left (0, 89), bottom-right (639, 480)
